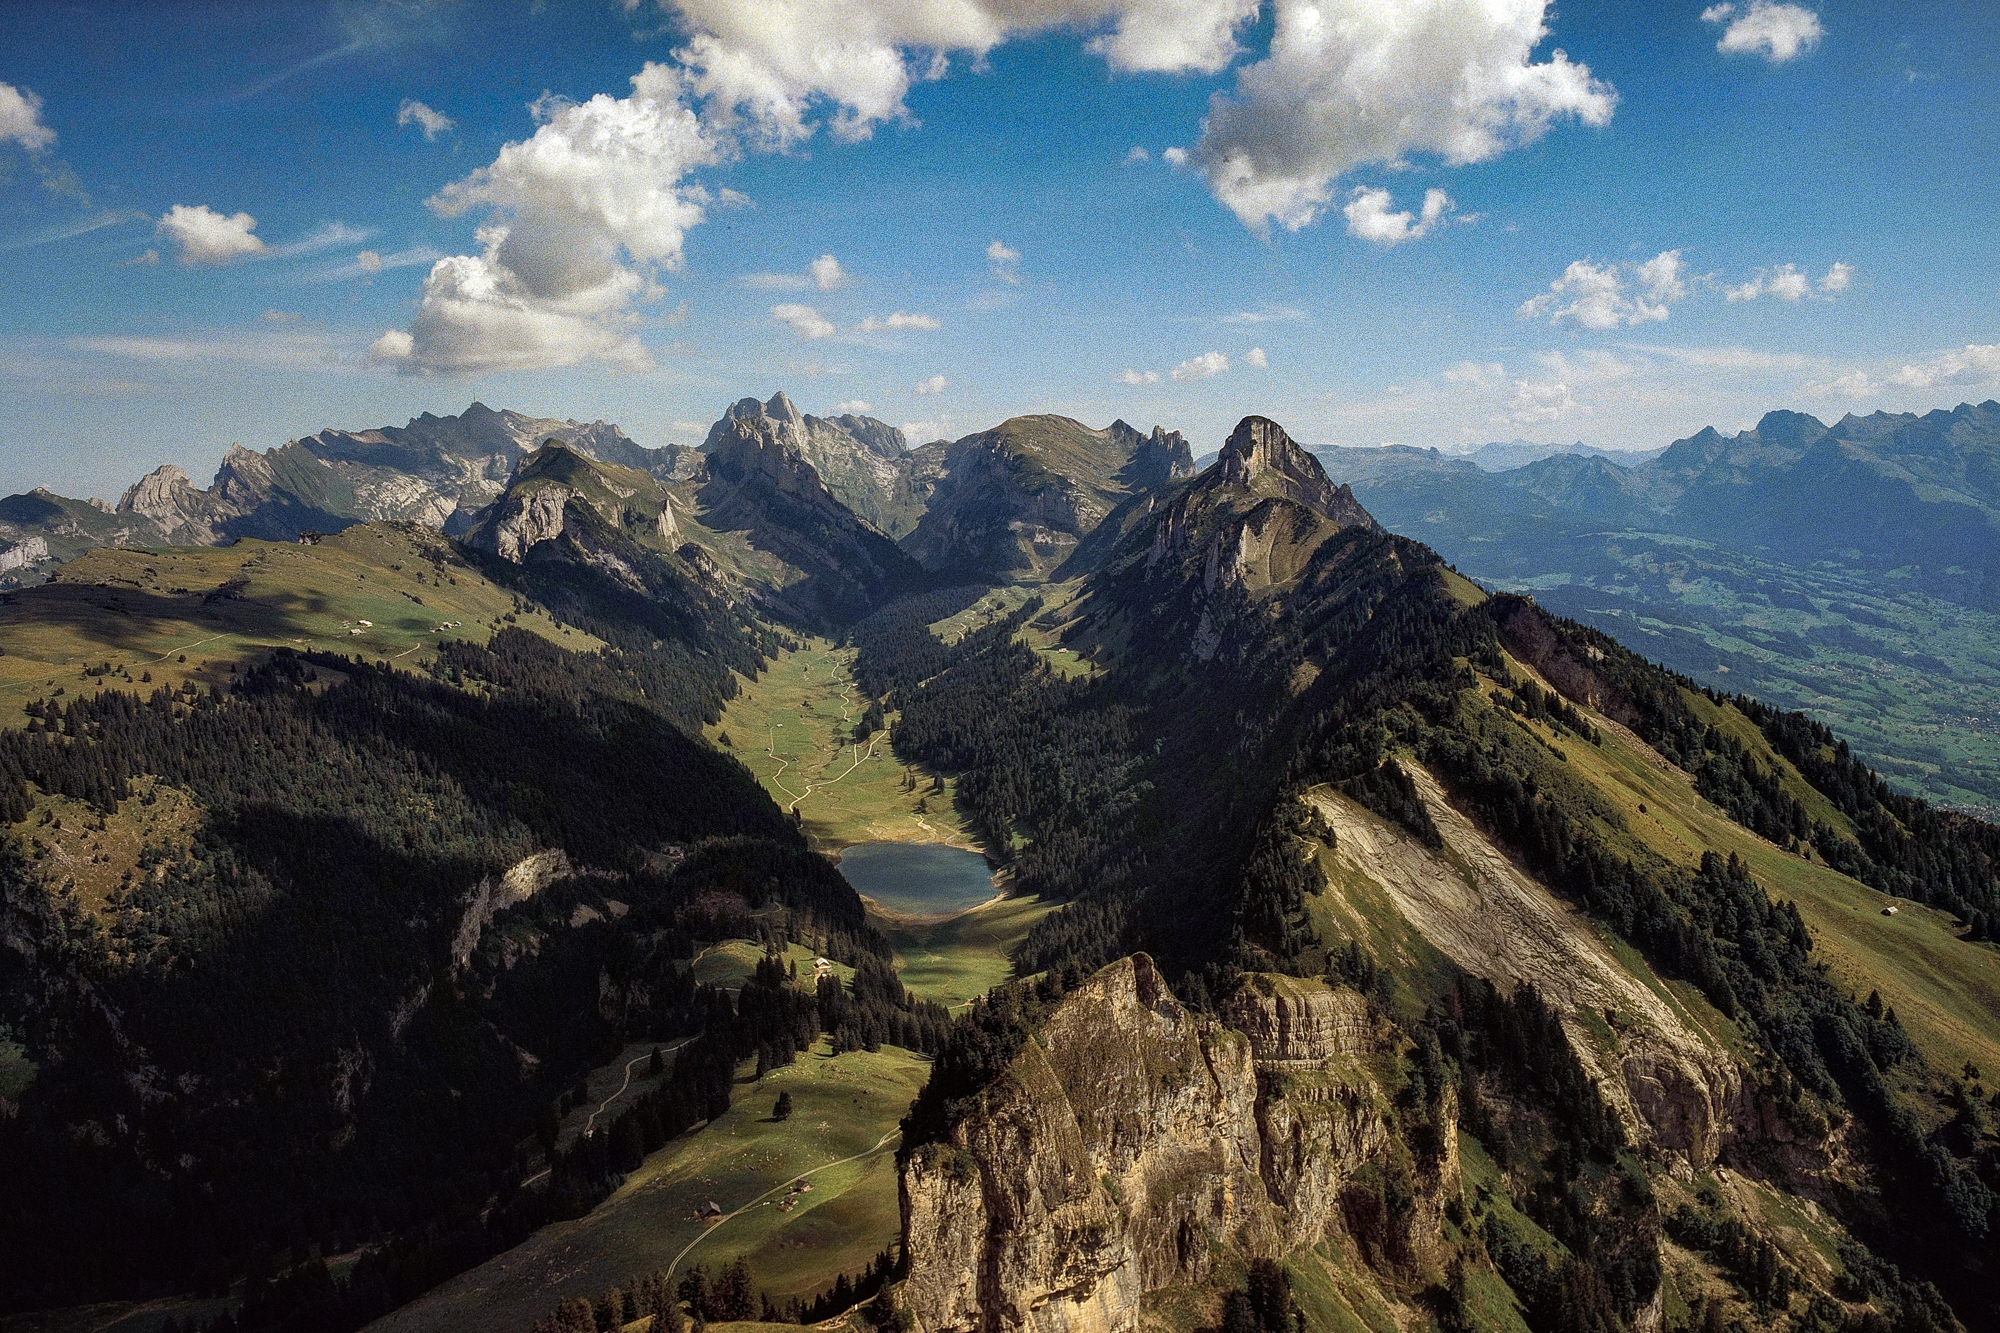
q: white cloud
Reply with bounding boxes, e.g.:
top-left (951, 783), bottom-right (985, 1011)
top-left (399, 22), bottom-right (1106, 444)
top-left (1245, 346), bottom-right (1267, 368)
top-left (912, 374), bottom-right (949, 395)
top-left (857, 310), bottom-right (940, 332)
top-left (1443, 360), bottom-right (1505, 388)
top-left (157, 204), bottom-right (268, 264)
top-left (1124, 145), bottom-right (1150, 163)
top-left (1636, 249), bottom-right (1687, 303)
top-left (660, 0), bottom-right (1259, 150)
top-left (1519, 250), bottom-right (1687, 329)
top-left (1161, 145), bottom-right (1189, 167)
top-left (1193, 0), bottom-right (1616, 233)
top-left (1727, 263), bottom-right (1810, 302)
top-left (381, 63), bottom-right (716, 373)
top-left (1171, 350), bottom-right (1228, 381)
top-left (833, 398), bottom-right (872, 414)
top-left (397, 98), bottom-right (455, 140)
top-left (1342, 186), bottom-right (1454, 246)
top-left (772, 302), bottom-right (836, 339)
top-left (743, 252), bottom-right (849, 290)
top-left (122, 248), bottom-right (160, 267)
top-left (0, 82), bottom-right (56, 152)
top-left (368, 329), bottom-right (415, 362)
top-left (270, 221), bottom-right (374, 258)
top-left (77, 329), bottom-right (351, 371)
top-left (1818, 260), bottom-right (1852, 294)
top-left (1505, 378), bottom-right (1578, 424)
top-left (305, 245), bottom-right (444, 282)
top-left (1703, 2), bottom-right (1823, 63)
top-left (987, 238), bottom-right (1021, 284)
top-left (1218, 305), bottom-right (1305, 324)
top-left (1119, 368), bottom-right (1160, 385)
top-left (1888, 344), bottom-right (2000, 390)
top-left (809, 253), bottom-right (847, 289)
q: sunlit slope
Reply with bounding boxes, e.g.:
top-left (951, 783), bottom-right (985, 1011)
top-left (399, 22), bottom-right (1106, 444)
top-left (363, 1043), bottom-right (924, 1333)
top-left (1486, 655), bottom-right (2000, 1080)
top-left (708, 638), bottom-right (978, 850)
top-left (0, 523), bottom-right (594, 721)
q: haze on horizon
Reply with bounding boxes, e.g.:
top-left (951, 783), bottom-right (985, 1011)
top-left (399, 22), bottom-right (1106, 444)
top-left (0, 0), bottom-right (1994, 498)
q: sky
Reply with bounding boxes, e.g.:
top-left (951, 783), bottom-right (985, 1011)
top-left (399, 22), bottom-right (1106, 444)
top-left (0, 0), bottom-right (1995, 499)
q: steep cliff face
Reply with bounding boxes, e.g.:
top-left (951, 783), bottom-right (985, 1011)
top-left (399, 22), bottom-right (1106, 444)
top-left (899, 956), bottom-right (1454, 1333)
top-left (902, 415), bottom-right (1197, 581)
top-left (697, 412), bottom-right (925, 623)
top-left (703, 392), bottom-right (918, 534)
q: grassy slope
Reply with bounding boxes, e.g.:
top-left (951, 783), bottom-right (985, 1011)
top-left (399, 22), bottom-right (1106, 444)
top-left (368, 1043), bottom-right (926, 1333)
top-left (1492, 659), bottom-right (2000, 1080)
top-left (0, 524), bottom-right (593, 725)
top-left (708, 640), bottom-right (977, 851)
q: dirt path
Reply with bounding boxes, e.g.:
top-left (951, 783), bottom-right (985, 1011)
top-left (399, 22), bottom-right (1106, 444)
top-left (521, 1037), bottom-right (695, 1188)
top-left (662, 1129), bottom-right (902, 1286)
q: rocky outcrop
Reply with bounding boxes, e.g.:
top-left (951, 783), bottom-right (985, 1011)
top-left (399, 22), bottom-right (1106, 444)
top-left (1215, 417), bottom-right (1374, 526)
top-left (476, 486), bottom-right (576, 564)
top-left (704, 392), bottom-right (917, 534)
top-left (698, 411), bottom-right (926, 623)
top-left (452, 850), bottom-right (574, 970)
top-left (899, 956), bottom-right (1455, 1333)
top-left (117, 465), bottom-right (226, 544)
top-left (0, 535), bottom-right (48, 573)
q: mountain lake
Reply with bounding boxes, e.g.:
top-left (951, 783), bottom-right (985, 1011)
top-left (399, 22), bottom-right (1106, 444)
top-left (835, 842), bottom-right (998, 917)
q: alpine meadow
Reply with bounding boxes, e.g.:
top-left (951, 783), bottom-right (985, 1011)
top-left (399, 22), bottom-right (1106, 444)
top-left (1, 5), bottom-right (1997, 1333)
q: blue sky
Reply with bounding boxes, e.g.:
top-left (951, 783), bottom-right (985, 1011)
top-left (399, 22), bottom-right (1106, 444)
top-left (0, 0), bottom-right (1995, 498)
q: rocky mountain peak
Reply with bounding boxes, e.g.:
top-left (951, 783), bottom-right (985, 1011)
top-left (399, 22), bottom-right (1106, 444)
top-left (1212, 416), bottom-right (1364, 522)
top-left (1753, 409), bottom-right (1828, 449)
top-left (117, 464), bottom-right (195, 516)
top-left (763, 390), bottom-right (803, 424)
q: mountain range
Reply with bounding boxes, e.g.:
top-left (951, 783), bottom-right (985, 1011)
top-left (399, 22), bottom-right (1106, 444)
top-left (0, 393), bottom-right (1995, 1333)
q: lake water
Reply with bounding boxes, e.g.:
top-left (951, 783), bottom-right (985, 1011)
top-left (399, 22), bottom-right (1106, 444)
top-left (835, 842), bottom-right (998, 916)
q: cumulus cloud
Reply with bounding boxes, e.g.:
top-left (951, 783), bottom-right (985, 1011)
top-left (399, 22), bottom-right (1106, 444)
top-left (1162, 145), bottom-right (1189, 167)
top-left (1245, 346), bottom-right (1267, 367)
top-left (986, 239), bottom-right (1021, 284)
top-left (1342, 187), bottom-right (1454, 246)
top-left (1506, 377), bottom-right (1578, 424)
top-left (833, 398), bottom-right (872, 413)
top-left (1703, 2), bottom-right (1823, 63)
top-left (1726, 263), bottom-right (1806, 302)
top-left (912, 374), bottom-right (948, 395)
top-left (809, 253), bottom-right (847, 289)
top-left (1193, 0), bottom-right (1616, 232)
top-left (1124, 145), bottom-right (1150, 163)
top-left (1818, 261), bottom-right (1852, 294)
top-left (157, 204), bottom-right (269, 264)
top-left (658, 0), bottom-right (1259, 149)
top-left (1888, 344), bottom-right (2000, 390)
top-left (772, 302), bottom-right (836, 339)
top-left (1519, 250), bottom-right (1688, 329)
top-left (1171, 350), bottom-right (1228, 381)
top-left (743, 252), bottom-right (849, 290)
top-left (397, 98), bottom-right (454, 140)
top-left (858, 310), bottom-right (940, 332)
top-left (375, 63), bottom-right (717, 374)
top-left (1119, 368), bottom-right (1160, 385)
top-left (0, 82), bottom-right (56, 152)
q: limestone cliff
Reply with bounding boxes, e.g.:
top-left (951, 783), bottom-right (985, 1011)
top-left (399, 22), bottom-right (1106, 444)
top-left (899, 956), bottom-right (1455, 1333)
